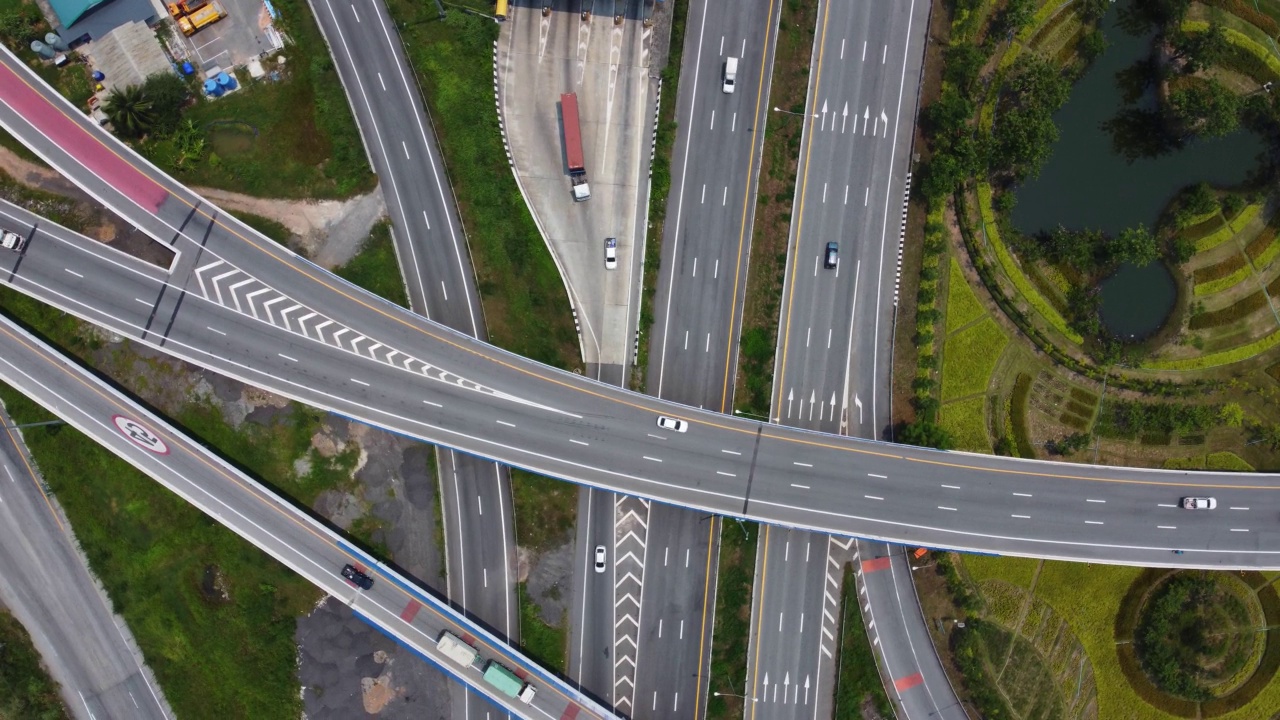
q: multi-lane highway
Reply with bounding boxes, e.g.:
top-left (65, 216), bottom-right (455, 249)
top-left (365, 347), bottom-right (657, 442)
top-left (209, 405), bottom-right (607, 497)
top-left (745, 0), bottom-right (947, 717)
top-left (0, 301), bottom-right (613, 720)
top-left (0, 404), bottom-right (172, 720)
top-left (638, 0), bottom-right (783, 714)
top-left (1, 36), bottom-right (1278, 580)
top-left (306, 9), bottom-right (518, 720)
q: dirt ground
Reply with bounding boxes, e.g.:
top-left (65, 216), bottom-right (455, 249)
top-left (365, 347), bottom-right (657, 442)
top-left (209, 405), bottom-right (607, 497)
top-left (0, 144), bottom-right (385, 270)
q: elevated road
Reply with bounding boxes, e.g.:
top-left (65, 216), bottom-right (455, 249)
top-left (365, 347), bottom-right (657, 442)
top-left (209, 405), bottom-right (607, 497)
top-left (0, 301), bottom-right (615, 720)
top-left (0, 45), bottom-right (1276, 571)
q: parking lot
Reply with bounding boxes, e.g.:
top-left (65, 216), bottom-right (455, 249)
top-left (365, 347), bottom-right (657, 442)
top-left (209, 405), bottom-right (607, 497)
top-left (171, 0), bottom-right (282, 73)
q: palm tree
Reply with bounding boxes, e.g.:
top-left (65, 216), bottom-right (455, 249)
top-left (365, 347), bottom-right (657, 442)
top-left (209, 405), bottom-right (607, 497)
top-left (102, 85), bottom-right (155, 139)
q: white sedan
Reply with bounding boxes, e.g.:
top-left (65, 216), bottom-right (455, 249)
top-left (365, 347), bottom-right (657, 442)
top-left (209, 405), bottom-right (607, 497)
top-left (656, 416), bottom-right (688, 433)
top-left (604, 238), bottom-right (618, 270)
top-left (1181, 497), bottom-right (1216, 510)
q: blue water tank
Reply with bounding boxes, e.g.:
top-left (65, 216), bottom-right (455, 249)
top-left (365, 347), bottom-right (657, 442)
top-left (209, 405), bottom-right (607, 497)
top-left (181, 62), bottom-right (194, 76)
top-left (91, 70), bottom-right (104, 82)
top-left (215, 71), bottom-right (237, 90)
top-left (204, 79), bottom-right (222, 96)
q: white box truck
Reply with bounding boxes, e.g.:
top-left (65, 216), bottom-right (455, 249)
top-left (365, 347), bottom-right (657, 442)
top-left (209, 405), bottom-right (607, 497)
top-left (437, 631), bottom-right (480, 668)
top-left (723, 57), bottom-right (738, 93)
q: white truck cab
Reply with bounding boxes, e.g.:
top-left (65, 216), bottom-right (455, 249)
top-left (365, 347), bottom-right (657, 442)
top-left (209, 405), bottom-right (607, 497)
top-left (1, 230), bottom-right (26, 251)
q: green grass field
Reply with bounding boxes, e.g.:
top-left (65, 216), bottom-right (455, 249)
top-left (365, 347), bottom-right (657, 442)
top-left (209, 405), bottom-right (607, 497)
top-left (509, 469), bottom-right (576, 554)
top-left (946, 258), bottom-right (987, 333)
top-left (333, 221), bottom-right (409, 309)
top-left (962, 556), bottom-right (1280, 719)
top-left (940, 395), bottom-right (992, 452)
top-left (0, 384), bottom-right (321, 719)
top-left (517, 582), bottom-right (566, 674)
top-left (0, 608), bottom-right (70, 719)
top-left (942, 316), bottom-right (1008, 400)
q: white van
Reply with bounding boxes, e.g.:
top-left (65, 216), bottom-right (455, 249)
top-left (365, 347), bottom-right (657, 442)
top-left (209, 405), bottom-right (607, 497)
top-left (723, 57), bottom-right (738, 93)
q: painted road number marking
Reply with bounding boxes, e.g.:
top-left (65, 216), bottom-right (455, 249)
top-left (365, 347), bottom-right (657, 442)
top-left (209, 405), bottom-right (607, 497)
top-left (112, 415), bottom-right (170, 455)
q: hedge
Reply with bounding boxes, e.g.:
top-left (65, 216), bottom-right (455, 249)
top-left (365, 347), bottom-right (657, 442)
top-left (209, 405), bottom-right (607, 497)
top-left (1190, 269), bottom-right (1280, 328)
top-left (1162, 451), bottom-right (1255, 471)
top-left (1200, 582), bottom-right (1280, 716)
top-left (1182, 20), bottom-right (1280, 80)
top-left (1011, 373), bottom-right (1035, 458)
top-left (1195, 263), bottom-right (1253, 296)
top-left (1145, 327), bottom-right (1280, 369)
top-left (1194, 250), bottom-right (1248, 284)
top-left (977, 184), bottom-right (1083, 343)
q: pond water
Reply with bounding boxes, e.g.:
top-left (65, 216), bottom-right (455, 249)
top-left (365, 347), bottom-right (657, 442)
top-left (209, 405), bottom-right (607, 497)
top-left (1011, 0), bottom-right (1264, 237)
top-left (1098, 261), bottom-right (1177, 338)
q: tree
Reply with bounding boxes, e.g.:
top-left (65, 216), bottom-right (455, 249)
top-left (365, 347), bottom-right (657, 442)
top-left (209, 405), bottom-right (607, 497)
top-left (1182, 182), bottom-right (1218, 216)
top-left (992, 0), bottom-right (1037, 37)
top-left (1118, 0), bottom-right (1191, 34)
top-left (922, 87), bottom-right (974, 140)
top-left (140, 72), bottom-right (191, 136)
top-left (1046, 432), bottom-right (1092, 455)
top-left (1103, 107), bottom-right (1178, 161)
top-left (1169, 79), bottom-right (1241, 138)
top-left (944, 43), bottom-right (988, 95)
top-left (1170, 22), bottom-right (1228, 74)
top-left (1110, 224), bottom-right (1159, 266)
top-left (102, 85), bottom-right (155, 138)
top-left (1078, 0), bottom-right (1111, 22)
top-left (898, 420), bottom-right (952, 450)
top-left (1080, 28), bottom-right (1108, 62)
top-left (1219, 403), bottom-right (1244, 428)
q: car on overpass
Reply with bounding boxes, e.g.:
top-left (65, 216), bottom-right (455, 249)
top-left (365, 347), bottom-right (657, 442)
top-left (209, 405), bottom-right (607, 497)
top-left (341, 564), bottom-right (374, 590)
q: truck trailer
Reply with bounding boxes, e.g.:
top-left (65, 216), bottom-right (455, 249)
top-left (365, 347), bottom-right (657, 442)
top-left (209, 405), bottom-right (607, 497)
top-left (560, 92), bottom-right (591, 202)
top-left (436, 631), bottom-right (480, 668)
top-left (482, 661), bottom-right (537, 704)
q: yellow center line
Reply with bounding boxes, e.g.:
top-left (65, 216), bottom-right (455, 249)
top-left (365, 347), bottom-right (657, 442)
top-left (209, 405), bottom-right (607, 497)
top-left (719, 0), bottom-right (780, 414)
top-left (691, 515), bottom-right (718, 720)
top-left (772, 0), bottom-right (833, 414)
top-left (748, 524), bottom-right (771, 720)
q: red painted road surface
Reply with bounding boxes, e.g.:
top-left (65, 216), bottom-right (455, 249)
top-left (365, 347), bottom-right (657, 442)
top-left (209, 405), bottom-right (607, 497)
top-left (0, 62), bottom-right (168, 213)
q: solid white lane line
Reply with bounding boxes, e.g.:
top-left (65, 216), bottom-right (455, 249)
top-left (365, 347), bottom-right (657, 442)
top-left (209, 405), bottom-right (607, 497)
top-left (793, 462), bottom-right (813, 467)
top-left (864, 495), bottom-right (883, 500)
top-left (64, 268), bottom-right (84, 278)
top-left (1086, 499), bottom-right (1106, 503)
top-left (938, 506), bottom-right (957, 511)
top-left (791, 483), bottom-right (810, 489)
top-left (643, 456), bottom-right (663, 463)
top-left (422, 400), bottom-right (442, 408)
top-left (1013, 492), bottom-right (1033, 497)
top-left (496, 420), bottom-right (515, 428)
top-left (868, 473), bottom-right (886, 479)
top-left (721, 449), bottom-right (741, 455)
top-left (570, 439), bottom-right (589, 446)
top-left (941, 484), bottom-right (960, 489)
top-left (350, 378), bottom-right (370, 386)
top-left (278, 354), bottom-right (298, 362)
top-left (1085, 520), bottom-right (1104, 525)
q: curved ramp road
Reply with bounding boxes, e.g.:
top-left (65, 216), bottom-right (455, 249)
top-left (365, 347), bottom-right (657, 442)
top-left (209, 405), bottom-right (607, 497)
top-left (0, 49), bottom-right (1278, 569)
top-left (0, 302), bottom-right (615, 720)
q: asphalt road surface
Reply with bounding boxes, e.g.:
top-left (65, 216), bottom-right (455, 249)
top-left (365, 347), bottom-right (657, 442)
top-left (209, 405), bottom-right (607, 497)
top-left (0, 46), bottom-right (1276, 572)
top-left (0, 407), bottom-right (172, 720)
top-left (635, 0), bottom-right (783, 715)
top-left (751, 0), bottom-right (957, 717)
top-left (306, 9), bottom-right (519, 720)
top-left (0, 305), bottom-right (613, 720)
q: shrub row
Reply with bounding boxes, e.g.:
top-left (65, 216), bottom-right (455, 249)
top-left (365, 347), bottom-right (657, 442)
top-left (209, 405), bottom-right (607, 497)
top-left (1147, 327), bottom-right (1280, 370)
top-left (1220, 40), bottom-right (1280, 83)
top-left (1190, 270), bottom-right (1280, 329)
top-left (951, 620), bottom-right (1017, 720)
top-left (1011, 373), bottom-right (1035, 458)
top-left (976, 184), bottom-right (1082, 343)
top-left (1193, 252), bottom-right (1247, 285)
top-left (1202, 0), bottom-right (1280, 35)
top-left (1094, 399), bottom-right (1221, 438)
